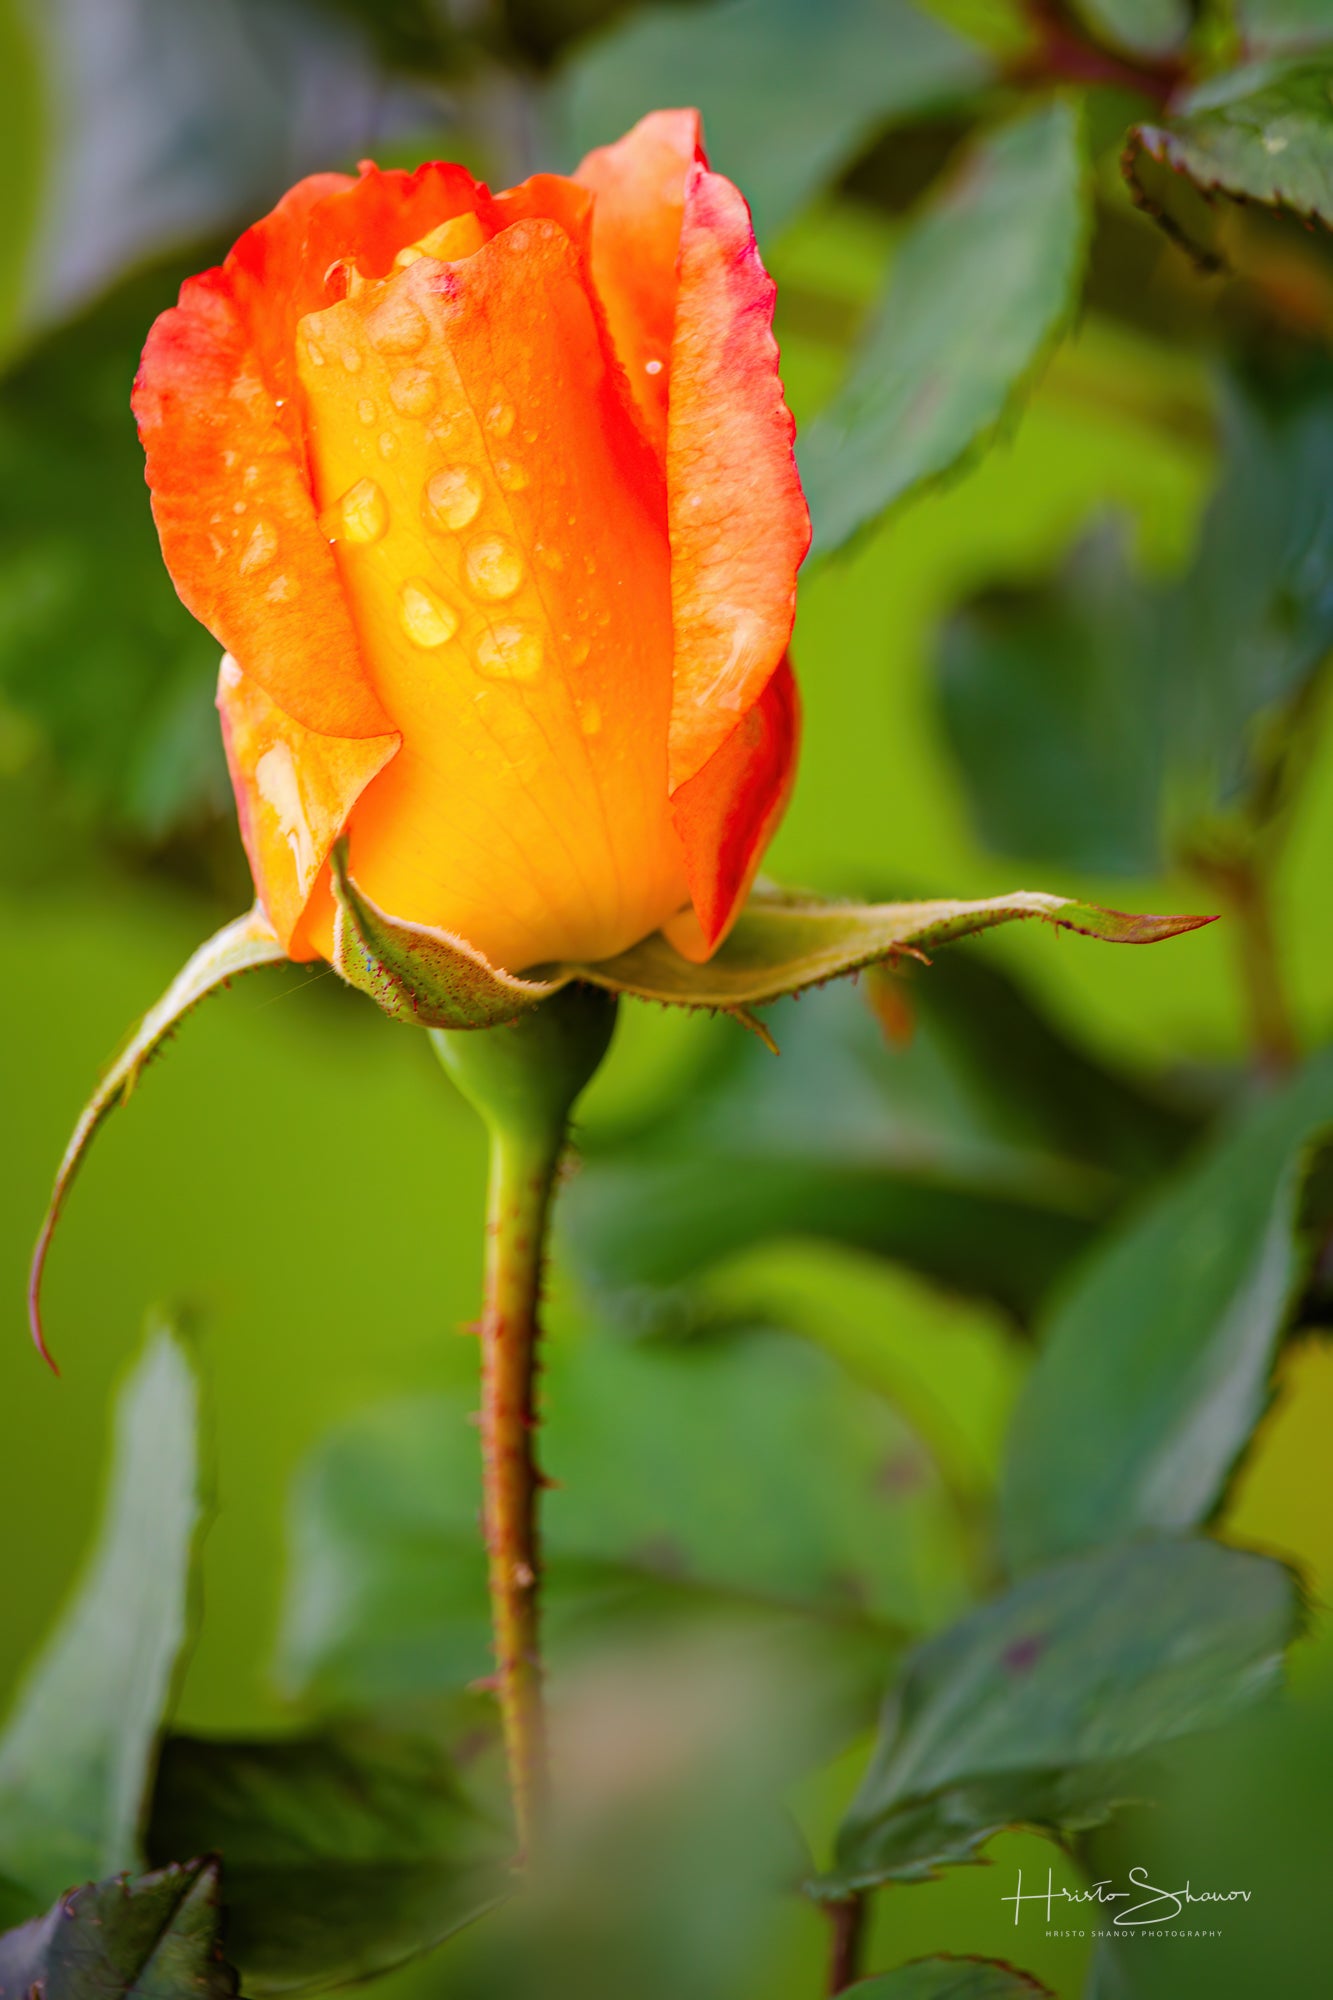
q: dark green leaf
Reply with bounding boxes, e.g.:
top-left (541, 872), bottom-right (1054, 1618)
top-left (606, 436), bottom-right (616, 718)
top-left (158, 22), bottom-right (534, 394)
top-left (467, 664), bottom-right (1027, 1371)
top-left (0, 1325), bottom-right (205, 1912)
top-left (820, 1538), bottom-right (1299, 1893)
top-left (1125, 57), bottom-right (1333, 261)
top-left (935, 364), bottom-right (1333, 869)
top-left (1001, 1047), bottom-right (1333, 1573)
top-left (0, 1861), bottom-right (234, 2000)
top-left (800, 99), bottom-right (1089, 554)
top-left (29, 909), bottom-right (287, 1365)
top-left (147, 1729), bottom-right (505, 1995)
top-left (936, 522), bottom-right (1167, 876)
top-left (278, 1330), bottom-right (952, 1708)
top-left (552, 0), bottom-right (988, 241)
top-left (565, 961), bottom-right (1203, 1324)
top-left (846, 1959), bottom-right (1052, 1998)
top-left (1070, 0), bottom-right (1189, 58)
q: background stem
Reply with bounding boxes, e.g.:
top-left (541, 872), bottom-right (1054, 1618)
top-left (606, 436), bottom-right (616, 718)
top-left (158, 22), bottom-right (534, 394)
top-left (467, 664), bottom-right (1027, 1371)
top-left (826, 1893), bottom-right (867, 1993)
top-left (481, 1120), bottom-right (563, 1861)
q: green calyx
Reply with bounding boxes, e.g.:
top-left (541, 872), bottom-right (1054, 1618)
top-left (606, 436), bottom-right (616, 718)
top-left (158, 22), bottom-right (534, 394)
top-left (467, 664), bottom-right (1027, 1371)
top-left (430, 984), bottom-right (618, 1145)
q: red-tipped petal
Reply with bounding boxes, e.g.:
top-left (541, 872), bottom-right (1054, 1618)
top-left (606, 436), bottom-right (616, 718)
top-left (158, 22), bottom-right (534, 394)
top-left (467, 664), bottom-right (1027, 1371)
top-left (666, 165), bottom-right (810, 791)
top-left (666, 655), bottom-right (800, 961)
top-left (575, 108), bottom-right (704, 449)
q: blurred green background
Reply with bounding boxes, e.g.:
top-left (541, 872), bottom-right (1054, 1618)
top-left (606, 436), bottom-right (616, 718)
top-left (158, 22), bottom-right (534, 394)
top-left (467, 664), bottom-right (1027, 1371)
top-left (2, 1), bottom-right (1332, 1995)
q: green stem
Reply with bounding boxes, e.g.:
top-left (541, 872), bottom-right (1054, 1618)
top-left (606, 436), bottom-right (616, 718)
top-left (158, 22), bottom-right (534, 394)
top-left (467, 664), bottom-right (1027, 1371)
top-left (432, 986), bottom-right (617, 1859)
top-left (480, 1120), bottom-right (563, 1860)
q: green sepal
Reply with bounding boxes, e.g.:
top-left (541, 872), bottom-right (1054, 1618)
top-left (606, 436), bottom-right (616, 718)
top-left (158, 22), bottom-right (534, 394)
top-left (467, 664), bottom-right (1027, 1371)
top-left (329, 841), bottom-right (556, 1030)
top-left (567, 888), bottom-right (1217, 1012)
top-left (28, 907), bottom-right (286, 1368)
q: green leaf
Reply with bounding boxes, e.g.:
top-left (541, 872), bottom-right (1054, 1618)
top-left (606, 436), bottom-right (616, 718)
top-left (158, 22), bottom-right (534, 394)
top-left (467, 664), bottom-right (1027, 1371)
top-left (278, 1329), bottom-right (954, 1709)
top-left (551, 0), bottom-right (989, 241)
top-left (1069, 0), bottom-right (1190, 58)
top-left (819, 1538), bottom-right (1300, 1894)
top-left (1000, 1047), bottom-right (1333, 1573)
top-left (0, 1324), bottom-right (205, 1914)
top-left (1125, 57), bottom-right (1333, 262)
top-left (329, 842), bottom-right (554, 1030)
top-left (573, 887), bottom-right (1214, 1011)
top-left (29, 907), bottom-right (286, 1366)
top-left (937, 523), bottom-right (1166, 876)
top-left (0, 1861), bottom-right (235, 2000)
top-left (846, 1960), bottom-right (1052, 1998)
top-left (935, 364), bottom-right (1333, 869)
top-left (1238, 0), bottom-right (1333, 54)
top-left (146, 1728), bottom-right (506, 1995)
top-left (799, 99), bottom-right (1090, 555)
top-left (564, 960), bottom-right (1202, 1325)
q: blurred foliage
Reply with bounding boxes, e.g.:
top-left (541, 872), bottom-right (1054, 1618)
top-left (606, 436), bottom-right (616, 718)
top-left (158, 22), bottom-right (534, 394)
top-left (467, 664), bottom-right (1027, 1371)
top-left (4, 0), bottom-right (1333, 1994)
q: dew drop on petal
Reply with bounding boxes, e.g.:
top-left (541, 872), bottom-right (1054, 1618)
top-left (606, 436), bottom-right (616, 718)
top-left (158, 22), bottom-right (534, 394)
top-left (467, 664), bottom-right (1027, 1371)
top-left (399, 578), bottom-right (459, 648)
top-left (390, 367), bottom-right (438, 416)
top-left (644, 357), bottom-right (664, 376)
top-left (485, 401), bottom-right (516, 439)
top-left (340, 347), bottom-right (363, 374)
top-left (424, 464), bottom-right (483, 532)
top-left (466, 534), bottom-right (524, 601)
top-left (306, 340), bottom-right (326, 367)
top-left (238, 518), bottom-right (278, 575)
top-left (332, 477), bottom-right (388, 544)
top-left (357, 398), bottom-right (377, 424)
top-left (495, 457), bottom-right (529, 493)
top-left (476, 623), bottom-right (542, 682)
top-left (379, 432), bottom-right (399, 461)
top-left (366, 295), bottom-right (429, 355)
top-left (535, 542), bottom-right (564, 573)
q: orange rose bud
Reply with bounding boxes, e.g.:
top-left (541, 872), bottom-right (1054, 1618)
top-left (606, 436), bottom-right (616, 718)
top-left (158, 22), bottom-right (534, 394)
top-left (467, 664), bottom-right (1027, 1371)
top-left (133, 113), bottom-right (809, 975)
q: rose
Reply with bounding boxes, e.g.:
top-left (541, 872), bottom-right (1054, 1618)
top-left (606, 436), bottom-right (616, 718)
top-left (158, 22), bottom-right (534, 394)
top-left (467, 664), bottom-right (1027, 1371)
top-left (133, 110), bottom-right (809, 975)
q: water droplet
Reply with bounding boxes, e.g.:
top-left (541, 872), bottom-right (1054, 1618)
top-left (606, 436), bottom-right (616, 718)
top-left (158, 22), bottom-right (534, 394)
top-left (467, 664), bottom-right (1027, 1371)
top-left (476, 623), bottom-right (542, 682)
top-left (495, 457), bottom-right (529, 493)
top-left (579, 698), bottom-right (602, 735)
top-left (366, 294), bottom-right (428, 355)
top-left (305, 340), bottom-right (326, 367)
top-left (644, 357), bottom-right (664, 376)
top-left (390, 367), bottom-right (438, 416)
top-left (222, 450), bottom-right (239, 470)
top-left (332, 477), bottom-right (388, 545)
top-left (399, 578), bottom-right (459, 648)
top-left (243, 463), bottom-right (260, 489)
top-left (507, 223), bottom-right (532, 253)
top-left (535, 543), bottom-right (564, 572)
top-left (357, 398), bottom-right (377, 424)
top-left (340, 347), bottom-right (363, 374)
top-left (485, 401), bottom-right (515, 439)
top-left (265, 573), bottom-right (294, 603)
top-left (466, 534), bottom-right (524, 601)
top-left (569, 636), bottom-right (591, 666)
top-left (424, 465), bottom-right (482, 533)
top-left (238, 518), bottom-right (278, 575)
top-left (232, 500), bottom-right (247, 515)
top-left (378, 432), bottom-right (399, 460)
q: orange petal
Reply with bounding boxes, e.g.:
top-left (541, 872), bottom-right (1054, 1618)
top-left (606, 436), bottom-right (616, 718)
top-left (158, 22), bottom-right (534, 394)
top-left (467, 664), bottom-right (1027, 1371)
top-left (293, 220), bottom-right (689, 974)
top-left (217, 654), bottom-right (398, 958)
top-left (575, 109), bottom-right (704, 449)
top-left (666, 164), bottom-right (810, 791)
top-left (665, 655), bottom-right (800, 961)
top-left (134, 164), bottom-right (496, 740)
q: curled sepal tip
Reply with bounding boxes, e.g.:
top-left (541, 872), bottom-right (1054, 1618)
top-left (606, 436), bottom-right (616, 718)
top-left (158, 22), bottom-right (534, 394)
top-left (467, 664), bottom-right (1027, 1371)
top-left (329, 842), bottom-right (557, 1030)
top-left (568, 888), bottom-right (1219, 1010)
top-left (28, 906), bottom-right (287, 1371)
